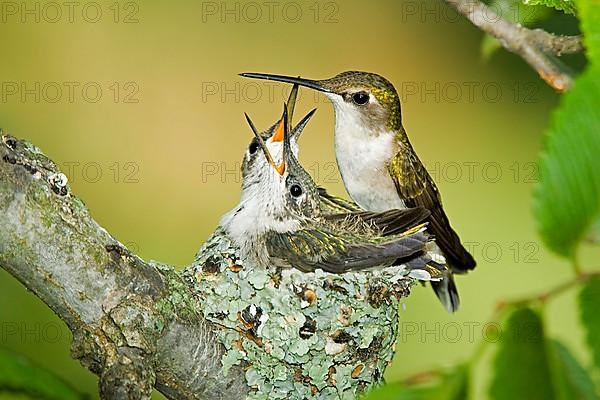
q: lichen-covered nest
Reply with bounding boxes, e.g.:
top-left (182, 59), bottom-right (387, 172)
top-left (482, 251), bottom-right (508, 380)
top-left (184, 229), bottom-right (421, 399)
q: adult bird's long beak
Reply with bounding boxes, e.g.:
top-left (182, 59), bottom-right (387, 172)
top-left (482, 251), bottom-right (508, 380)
top-left (240, 72), bottom-right (332, 94)
top-left (279, 104), bottom-right (290, 175)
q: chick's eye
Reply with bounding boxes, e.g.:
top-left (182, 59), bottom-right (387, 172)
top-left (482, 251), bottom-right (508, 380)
top-left (352, 91), bottom-right (369, 105)
top-left (290, 184), bottom-right (303, 198)
top-left (248, 141), bottom-right (259, 155)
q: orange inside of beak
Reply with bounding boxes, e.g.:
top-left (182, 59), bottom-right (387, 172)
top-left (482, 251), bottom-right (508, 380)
top-left (272, 119), bottom-right (284, 142)
top-left (275, 162), bottom-right (286, 175)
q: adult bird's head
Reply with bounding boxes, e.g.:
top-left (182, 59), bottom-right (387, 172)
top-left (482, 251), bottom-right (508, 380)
top-left (240, 71), bottom-right (403, 133)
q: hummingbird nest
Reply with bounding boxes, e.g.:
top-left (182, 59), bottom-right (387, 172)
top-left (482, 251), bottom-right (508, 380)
top-left (183, 228), bottom-right (425, 399)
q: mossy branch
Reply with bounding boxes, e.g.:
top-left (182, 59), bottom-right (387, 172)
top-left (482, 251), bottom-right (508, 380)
top-left (0, 132), bottom-right (248, 400)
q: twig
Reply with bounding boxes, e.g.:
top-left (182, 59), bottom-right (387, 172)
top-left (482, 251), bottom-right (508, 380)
top-left (494, 270), bottom-right (599, 311)
top-left (444, 0), bottom-right (583, 92)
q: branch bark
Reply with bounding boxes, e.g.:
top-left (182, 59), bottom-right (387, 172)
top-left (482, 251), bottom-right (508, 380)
top-left (0, 132), bottom-right (248, 399)
top-left (444, 0), bottom-right (584, 92)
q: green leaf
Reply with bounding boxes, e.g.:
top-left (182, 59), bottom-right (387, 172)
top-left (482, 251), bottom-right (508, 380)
top-left (577, 0), bottom-right (600, 68)
top-left (533, 67), bottom-right (600, 258)
top-left (533, 0), bottom-right (600, 256)
top-left (490, 308), bottom-right (599, 399)
top-left (364, 365), bottom-right (469, 400)
top-left (579, 277), bottom-right (600, 370)
top-left (547, 340), bottom-right (599, 400)
top-left (489, 307), bottom-right (555, 400)
top-left (0, 348), bottom-right (85, 400)
top-left (523, 0), bottom-right (576, 15)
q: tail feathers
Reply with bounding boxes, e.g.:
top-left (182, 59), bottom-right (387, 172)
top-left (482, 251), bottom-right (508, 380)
top-left (430, 273), bottom-right (460, 313)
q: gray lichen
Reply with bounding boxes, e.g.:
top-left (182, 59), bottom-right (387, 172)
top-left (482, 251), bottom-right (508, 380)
top-left (183, 229), bottom-right (418, 399)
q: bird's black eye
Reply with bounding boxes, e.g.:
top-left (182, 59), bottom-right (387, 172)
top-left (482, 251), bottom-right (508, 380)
top-left (290, 184), bottom-right (303, 198)
top-left (352, 91), bottom-right (369, 105)
top-left (248, 140), bottom-right (259, 155)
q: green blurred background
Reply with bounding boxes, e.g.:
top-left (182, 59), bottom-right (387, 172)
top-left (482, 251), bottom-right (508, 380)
top-left (0, 0), bottom-right (591, 398)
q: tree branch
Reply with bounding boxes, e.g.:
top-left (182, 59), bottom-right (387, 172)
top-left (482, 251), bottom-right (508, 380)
top-left (0, 132), bottom-right (248, 399)
top-left (444, 0), bottom-right (584, 91)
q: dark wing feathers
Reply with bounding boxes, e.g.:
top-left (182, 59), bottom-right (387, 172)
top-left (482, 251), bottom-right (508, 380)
top-left (388, 149), bottom-right (476, 273)
top-left (318, 187), bottom-right (431, 236)
top-left (264, 228), bottom-right (429, 274)
top-left (325, 207), bottom-right (431, 236)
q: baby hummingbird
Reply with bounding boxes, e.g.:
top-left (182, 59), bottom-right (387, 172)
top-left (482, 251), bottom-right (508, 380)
top-left (239, 82), bottom-right (359, 215)
top-left (221, 104), bottom-right (446, 280)
top-left (240, 71), bottom-right (476, 312)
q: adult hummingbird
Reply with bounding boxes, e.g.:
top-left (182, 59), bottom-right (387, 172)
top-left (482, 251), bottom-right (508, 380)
top-left (239, 71), bottom-right (476, 312)
top-left (221, 104), bottom-right (445, 279)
